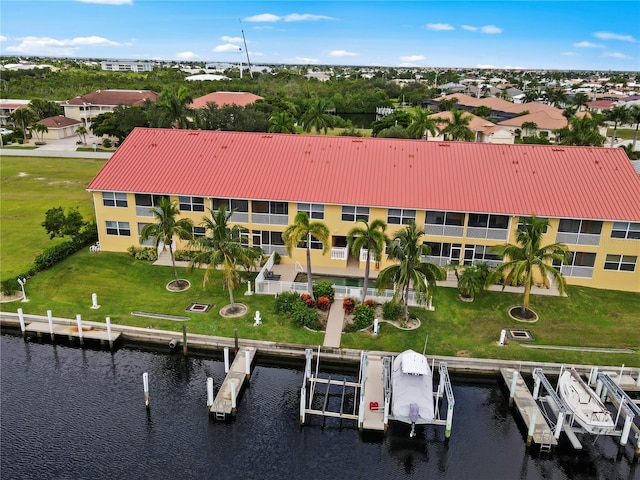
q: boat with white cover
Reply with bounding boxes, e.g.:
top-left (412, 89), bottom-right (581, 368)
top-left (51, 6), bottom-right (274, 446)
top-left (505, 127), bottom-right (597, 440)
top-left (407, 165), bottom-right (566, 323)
top-left (391, 349), bottom-right (434, 437)
top-left (557, 368), bottom-right (615, 435)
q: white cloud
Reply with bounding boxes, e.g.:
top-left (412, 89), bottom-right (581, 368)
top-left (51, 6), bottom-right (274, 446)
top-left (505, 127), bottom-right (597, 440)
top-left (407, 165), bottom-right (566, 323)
top-left (461, 25), bottom-right (477, 31)
top-left (603, 52), bottom-right (631, 59)
top-left (6, 35), bottom-right (125, 55)
top-left (329, 50), bottom-right (358, 57)
top-left (213, 43), bottom-right (242, 53)
top-left (76, 0), bottom-right (132, 4)
top-left (427, 23), bottom-right (454, 31)
top-left (176, 51), bottom-right (199, 60)
top-left (594, 31), bottom-right (637, 42)
top-left (284, 13), bottom-right (336, 22)
top-left (400, 55), bottom-right (425, 62)
top-left (0, 35), bottom-right (7, 42)
top-left (480, 25), bottom-right (502, 34)
top-left (561, 51), bottom-right (577, 56)
top-left (245, 13), bottom-right (281, 22)
top-left (293, 56), bottom-right (320, 64)
top-left (573, 41), bottom-right (603, 48)
top-left (476, 64), bottom-right (496, 69)
top-left (221, 36), bottom-right (244, 44)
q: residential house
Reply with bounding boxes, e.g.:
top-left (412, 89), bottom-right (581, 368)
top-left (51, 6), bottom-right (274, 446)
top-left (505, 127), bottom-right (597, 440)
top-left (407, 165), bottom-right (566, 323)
top-left (37, 115), bottom-right (82, 140)
top-left (0, 99), bottom-right (30, 126)
top-left (87, 128), bottom-right (640, 293)
top-left (189, 92), bottom-right (264, 109)
top-left (61, 89), bottom-right (159, 126)
top-left (426, 111), bottom-right (514, 144)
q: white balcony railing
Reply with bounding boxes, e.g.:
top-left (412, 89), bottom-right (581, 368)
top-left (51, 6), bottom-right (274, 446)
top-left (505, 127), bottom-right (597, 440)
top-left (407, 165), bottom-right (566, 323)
top-left (331, 246), bottom-right (348, 260)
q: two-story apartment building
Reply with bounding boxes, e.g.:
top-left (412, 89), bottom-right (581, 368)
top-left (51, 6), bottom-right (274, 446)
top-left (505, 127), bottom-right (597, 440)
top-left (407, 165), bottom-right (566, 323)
top-left (87, 128), bottom-right (640, 293)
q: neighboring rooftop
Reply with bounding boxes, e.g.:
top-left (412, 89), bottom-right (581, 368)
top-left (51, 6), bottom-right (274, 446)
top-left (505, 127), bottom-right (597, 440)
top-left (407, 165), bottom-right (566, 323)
top-left (88, 128), bottom-right (640, 222)
top-left (38, 115), bottom-right (82, 128)
top-left (189, 91), bottom-right (264, 109)
top-left (62, 89), bottom-right (159, 107)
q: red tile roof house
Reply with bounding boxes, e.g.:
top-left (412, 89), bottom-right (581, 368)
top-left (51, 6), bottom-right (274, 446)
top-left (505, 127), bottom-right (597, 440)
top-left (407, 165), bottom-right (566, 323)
top-left (61, 89), bottom-right (159, 126)
top-left (36, 115), bottom-right (82, 140)
top-left (189, 91), bottom-right (264, 109)
top-left (87, 128), bottom-right (640, 293)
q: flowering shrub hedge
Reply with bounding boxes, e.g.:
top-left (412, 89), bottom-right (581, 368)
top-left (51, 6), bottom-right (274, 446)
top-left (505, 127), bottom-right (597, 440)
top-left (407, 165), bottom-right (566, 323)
top-left (316, 296), bottom-right (331, 311)
top-left (364, 299), bottom-right (376, 309)
top-left (300, 293), bottom-right (316, 308)
top-left (343, 297), bottom-right (356, 314)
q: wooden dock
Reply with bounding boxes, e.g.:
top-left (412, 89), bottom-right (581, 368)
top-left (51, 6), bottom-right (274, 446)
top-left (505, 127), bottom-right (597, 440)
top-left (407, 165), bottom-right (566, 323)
top-left (25, 321), bottom-right (121, 344)
top-left (500, 368), bottom-right (558, 447)
top-left (360, 354), bottom-right (387, 431)
top-left (209, 347), bottom-right (256, 418)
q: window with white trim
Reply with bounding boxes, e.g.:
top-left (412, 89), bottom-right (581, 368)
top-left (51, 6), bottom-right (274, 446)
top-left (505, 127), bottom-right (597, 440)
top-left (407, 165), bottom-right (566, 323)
top-left (341, 206), bottom-right (369, 222)
top-left (517, 217), bottom-right (549, 234)
top-left (106, 221), bottom-right (130, 236)
top-left (192, 226), bottom-right (206, 239)
top-left (387, 208), bottom-right (416, 225)
top-left (212, 198), bottom-right (249, 213)
top-left (553, 251), bottom-right (596, 277)
top-left (179, 196), bottom-right (205, 212)
top-left (134, 194), bottom-right (169, 217)
top-left (604, 254), bottom-right (637, 272)
top-left (611, 222), bottom-right (640, 240)
top-left (102, 192), bottom-right (128, 208)
top-left (298, 203), bottom-right (325, 220)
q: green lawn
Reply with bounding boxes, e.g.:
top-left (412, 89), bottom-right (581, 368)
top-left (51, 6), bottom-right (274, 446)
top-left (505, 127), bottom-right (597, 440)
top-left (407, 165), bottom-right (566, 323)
top-left (1, 154), bottom-right (639, 366)
top-left (607, 128), bottom-right (637, 141)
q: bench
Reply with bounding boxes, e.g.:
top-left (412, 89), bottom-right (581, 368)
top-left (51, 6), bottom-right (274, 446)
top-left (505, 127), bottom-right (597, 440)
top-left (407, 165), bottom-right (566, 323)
top-left (264, 270), bottom-right (281, 281)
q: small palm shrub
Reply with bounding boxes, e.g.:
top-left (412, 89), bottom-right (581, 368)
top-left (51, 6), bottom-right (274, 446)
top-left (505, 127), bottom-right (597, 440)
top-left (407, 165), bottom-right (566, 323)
top-left (353, 304), bottom-right (375, 330)
top-left (382, 301), bottom-right (402, 321)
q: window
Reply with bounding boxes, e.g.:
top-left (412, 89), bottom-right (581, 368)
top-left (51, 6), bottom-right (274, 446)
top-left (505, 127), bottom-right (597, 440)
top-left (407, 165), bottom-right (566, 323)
top-left (251, 201), bottom-right (288, 225)
top-left (553, 251), bottom-right (596, 278)
top-left (463, 244), bottom-right (502, 266)
top-left (192, 226), bottom-right (206, 239)
top-left (518, 217), bottom-right (549, 234)
top-left (557, 219), bottom-right (602, 245)
top-left (424, 211), bottom-right (465, 237)
top-left (298, 203), bottom-right (325, 220)
top-left (387, 209), bottom-right (416, 225)
top-left (212, 198), bottom-right (249, 213)
top-left (102, 192), bottom-right (127, 208)
top-left (468, 214), bottom-right (488, 228)
top-left (341, 205), bottom-right (370, 222)
top-left (179, 196), bottom-right (205, 212)
top-left (252, 230), bottom-right (285, 255)
top-left (135, 194), bottom-right (169, 216)
top-left (106, 221), bottom-right (130, 236)
top-left (298, 237), bottom-right (324, 250)
top-left (604, 254), bottom-right (637, 272)
top-left (137, 223), bottom-right (154, 246)
top-left (611, 222), bottom-right (640, 240)
top-left (467, 214), bottom-right (509, 240)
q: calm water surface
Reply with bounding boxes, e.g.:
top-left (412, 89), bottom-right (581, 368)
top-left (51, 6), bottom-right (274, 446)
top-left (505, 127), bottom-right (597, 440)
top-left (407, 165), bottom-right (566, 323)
top-left (1, 334), bottom-right (638, 480)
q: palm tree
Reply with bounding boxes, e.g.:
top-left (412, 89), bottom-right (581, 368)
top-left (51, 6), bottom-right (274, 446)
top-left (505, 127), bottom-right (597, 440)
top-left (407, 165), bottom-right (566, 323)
top-left (487, 214), bottom-right (569, 315)
top-left (627, 104), bottom-right (640, 152)
top-left (554, 113), bottom-right (605, 146)
top-left (562, 106), bottom-right (577, 120)
top-left (141, 198), bottom-right (194, 289)
top-left (572, 93), bottom-right (590, 112)
top-left (301, 98), bottom-right (335, 134)
top-left (157, 86), bottom-right (194, 129)
top-left (406, 107), bottom-right (439, 140)
top-left (30, 122), bottom-right (48, 143)
top-left (457, 262), bottom-right (490, 300)
top-left (282, 211), bottom-right (330, 300)
top-left (442, 108), bottom-right (474, 141)
top-left (76, 125), bottom-right (88, 144)
top-left (521, 121), bottom-right (538, 137)
top-left (9, 108), bottom-right (36, 141)
top-left (347, 219), bottom-right (389, 302)
top-left (376, 222), bottom-right (446, 322)
top-left (268, 111), bottom-right (296, 133)
top-left (189, 207), bottom-right (261, 311)
top-left (437, 97), bottom-right (458, 112)
top-left (547, 88), bottom-right (567, 108)
top-left (605, 105), bottom-right (631, 147)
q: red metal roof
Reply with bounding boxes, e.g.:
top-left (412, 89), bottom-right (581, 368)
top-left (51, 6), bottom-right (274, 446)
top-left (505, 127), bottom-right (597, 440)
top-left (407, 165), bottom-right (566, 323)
top-left (88, 128), bottom-right (640, 222)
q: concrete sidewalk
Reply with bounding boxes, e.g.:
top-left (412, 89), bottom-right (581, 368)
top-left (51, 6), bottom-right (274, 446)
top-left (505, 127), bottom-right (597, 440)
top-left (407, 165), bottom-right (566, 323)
top-left (323, 301), bottom-right (344, 348)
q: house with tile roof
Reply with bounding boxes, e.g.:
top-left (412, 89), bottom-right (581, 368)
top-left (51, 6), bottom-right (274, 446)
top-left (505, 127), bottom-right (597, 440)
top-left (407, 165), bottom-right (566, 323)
top-left (189, 91), bottom-right (264, 109)
top-left (36, 115), bottom-right (82, 140)
top-left (88, 128), bottom-right (640, 293)
top-left (426, 111), bottom-right (514, 144)
top-left (0, 99), bottom-right (30, 126)
top-left (61, 89), bottom-right (159, 126)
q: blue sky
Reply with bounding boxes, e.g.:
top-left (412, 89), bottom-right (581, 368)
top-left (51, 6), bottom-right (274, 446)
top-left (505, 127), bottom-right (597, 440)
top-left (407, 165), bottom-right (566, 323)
top-left (1, 1), bottom-right (639, 70)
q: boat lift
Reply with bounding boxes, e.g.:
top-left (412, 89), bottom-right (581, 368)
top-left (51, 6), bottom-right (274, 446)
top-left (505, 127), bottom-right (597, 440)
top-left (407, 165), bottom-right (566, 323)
top-left (595, 373), bottom-right (640, 454)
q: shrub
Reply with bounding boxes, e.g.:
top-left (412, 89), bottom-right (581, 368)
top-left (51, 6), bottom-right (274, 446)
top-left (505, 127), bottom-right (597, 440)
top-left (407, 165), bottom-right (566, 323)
top-left (102, 138), bottom-right (112, 148)
top-left (382, 301), bottom-right (403, 321)
top-left (174, 250), bottom-right (198, 261)
top-left (127, 245), bottom-right (158, 261)
top-left (34, 241), bottom-right (77, 272)
top-left (316, 296), bottom-right (331, 311)
top-left (343, 297), bottom-right (356, 314)
top-left (313, 281), bottom-right (335, 304)
top-left (1, 278), bottom-right (18, 295)
top-left (353, 304), bottom-right (375, 330)
top-left (291, 300), bottom-right (319, 328)
top-left (364, 299), bottom-right (376, 309)
top-left (274, 291), bottom-right (300, 314)
top-left (300, 293), bottom-right (316, 308)
top-left (272, 251), bottom-right (281, 264)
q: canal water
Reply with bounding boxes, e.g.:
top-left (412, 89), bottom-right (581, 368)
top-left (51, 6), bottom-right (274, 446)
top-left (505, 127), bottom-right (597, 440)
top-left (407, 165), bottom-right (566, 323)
top-left (1, 333), bottom-right (637, 480)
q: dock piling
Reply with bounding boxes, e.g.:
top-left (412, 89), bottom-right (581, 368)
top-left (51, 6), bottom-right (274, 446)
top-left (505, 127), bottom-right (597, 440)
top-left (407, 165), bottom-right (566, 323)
top-left (182, 324), bottom-right (188, 356)
top-left (509, 370), bottom-right (519, 406)
top-left (17, 308), bottom-right (26, 338)
top-left (207, 377), bottom-right (214, 408)
top-left (234, 329), bottom-right (239, 353)
top-left (245, 350), bottom-right (250, 379)
top-left (230, 379), bottom-right (238, 415)
top-left (445, 402), bottom-right (454, 439)
top-left (105, 317), bottom-right (113, 349)
top-left (143, 372), bottom-right (150, 409)
top-left (47, 310), bottom-right (54, 342)
top-left (76, 314), bottom-right (84, 346)
top-left (526, 408), bottom-right (538, 446)
top-left (224, 347), bottom-right (230, 373)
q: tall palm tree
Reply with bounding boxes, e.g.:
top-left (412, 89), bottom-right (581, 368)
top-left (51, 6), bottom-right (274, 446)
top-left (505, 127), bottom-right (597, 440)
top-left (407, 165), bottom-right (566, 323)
top-left (376, 222), bottom-right (446, 322)
top-left (572, 93), bottom-right (590, 112)
top-left (521, 121), bottom-right (538, 137)
top-left (9, 108), bottom-right (36, 141)
top-left (76, 125), bottom-right (88, 144)
top-left (30, 122), bottom-right (48, 143)
top-left (406, 107), bottom-right (439, 140)
top-left (301, 98), bottom-right (335, 134)
top-left (606, 105), bottom-right (631, 147)
top-left (442, 108), bottom-right (474, 141)
top-left (554, 113), bottom-right (605, 146)
top-left (140, 198), bottom-right (194, 289)
top-left (282, 211), bottom-right (330, 299)
top-left (627, 104), bottom-right (640, 152)
top-left (487, 214), bottom-right (569, 314)
top-left (347, 219), bottom-right (389, 302)
top-left (157, 86), bottom-right (194, 129)
top-left (268, 111), bottom-right (296, 133)
top-left (189, 207), bottom-right (261, 311)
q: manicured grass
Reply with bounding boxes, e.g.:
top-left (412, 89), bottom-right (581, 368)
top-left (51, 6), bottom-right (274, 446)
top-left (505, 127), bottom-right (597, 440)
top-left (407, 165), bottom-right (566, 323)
top-left (607, 128), bottom-right (637, 141)
top-left (0, 156), bottom-right (105, 279)
top-left (1, 145), bottom-right (39, 150)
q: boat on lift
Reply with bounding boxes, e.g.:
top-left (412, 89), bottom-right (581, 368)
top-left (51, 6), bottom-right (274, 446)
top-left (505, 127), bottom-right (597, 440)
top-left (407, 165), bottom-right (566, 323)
top-left (391, 349), bottom-right (434, 437)
top-left (557, 368), bottom-right (615, 435)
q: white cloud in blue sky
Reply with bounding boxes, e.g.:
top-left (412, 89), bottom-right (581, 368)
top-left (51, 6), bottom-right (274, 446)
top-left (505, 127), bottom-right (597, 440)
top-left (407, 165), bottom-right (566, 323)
top-left (1, 1), bottom-right (638, 70)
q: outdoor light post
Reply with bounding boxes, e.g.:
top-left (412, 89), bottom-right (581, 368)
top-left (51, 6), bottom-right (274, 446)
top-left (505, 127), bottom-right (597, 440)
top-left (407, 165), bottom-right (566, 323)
top-left (17, 278), bottom-right (28, 302)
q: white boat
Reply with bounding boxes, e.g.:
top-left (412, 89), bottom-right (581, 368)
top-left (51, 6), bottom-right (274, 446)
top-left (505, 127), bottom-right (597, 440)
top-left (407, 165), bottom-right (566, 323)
top-left (391, 349), bottom-right (434, 437)
top-left (557, 368), bottom-right (615, 435)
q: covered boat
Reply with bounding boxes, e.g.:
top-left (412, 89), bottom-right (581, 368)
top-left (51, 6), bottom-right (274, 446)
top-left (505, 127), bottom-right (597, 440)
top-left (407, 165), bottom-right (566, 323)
top-left (558, 368), bottom-right (615, 435)
top-left (391, 349), bottom-right (434, 436)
